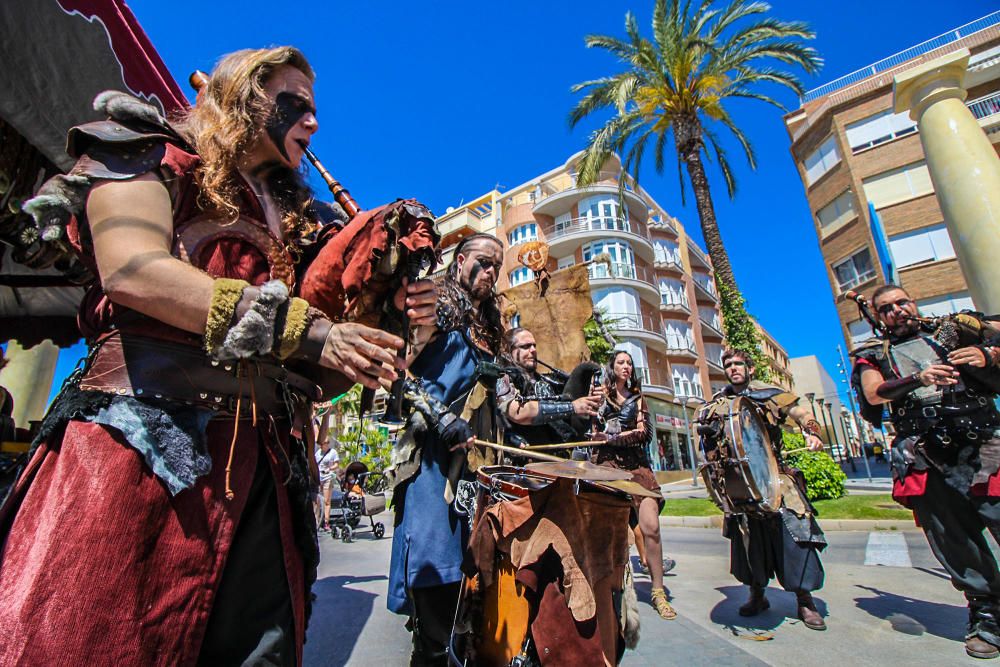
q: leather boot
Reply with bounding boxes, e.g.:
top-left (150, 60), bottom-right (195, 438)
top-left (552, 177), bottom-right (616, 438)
top-left (796, 591), bottom-right (827, 631)
top-left (966, 635), bottom-right (1000, 659)
top-left (738, 585), bottom-right (769, 617)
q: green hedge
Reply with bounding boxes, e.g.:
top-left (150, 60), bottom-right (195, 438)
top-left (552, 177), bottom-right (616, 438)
top-left (782, 432), bottom-right (847, 501)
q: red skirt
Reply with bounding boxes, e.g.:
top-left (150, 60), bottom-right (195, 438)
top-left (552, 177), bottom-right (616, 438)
top-left (0, 417), bottom-right (305, 666)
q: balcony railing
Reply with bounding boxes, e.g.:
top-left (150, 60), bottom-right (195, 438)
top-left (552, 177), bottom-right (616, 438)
top-left (801, 10), bottom-right (1000, 103)
top-left (665, 335), bottom-right (697, 355)
top-left (659, 294), bottom-right (690, 312)
top-left (542, 216), bottom-right (652, 244)
top-left (605, 311), bottom-right (663, 337)
top-left (687, 241), bottom-right (711, 268)
top-left (653, 254), bottom-right (683, 271)
top-left (636, 365), bottom-right (673, 390)
top-left (969, 91), bottom-right (1000, 121)
top-left (588, 261), bottom-right (657, 288)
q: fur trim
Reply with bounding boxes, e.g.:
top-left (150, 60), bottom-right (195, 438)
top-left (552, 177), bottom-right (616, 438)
top-left (622, 561), bottom-right (640, 649)
top-left (93, 90), bottom-right (165, 127)
top-left (21, 174), bottom-right (91, 241)
top-left (218, 280), bottom-right (290, 360)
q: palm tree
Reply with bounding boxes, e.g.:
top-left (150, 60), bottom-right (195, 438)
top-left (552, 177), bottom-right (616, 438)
top-left (569, 0), bottom-right (820, 368)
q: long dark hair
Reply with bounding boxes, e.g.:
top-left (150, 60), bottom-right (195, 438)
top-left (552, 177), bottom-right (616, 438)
top-left (436, 233), bottom-right (504, 354)
top-left (603, 349), bottom-right (642, 397)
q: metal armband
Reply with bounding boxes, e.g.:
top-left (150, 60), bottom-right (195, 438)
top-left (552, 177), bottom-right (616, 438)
top-left (532, 400), bottom-right (575, 425)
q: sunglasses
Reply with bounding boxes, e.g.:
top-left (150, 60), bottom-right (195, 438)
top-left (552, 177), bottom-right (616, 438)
top-left (876, 298), bottom-right (913, 316)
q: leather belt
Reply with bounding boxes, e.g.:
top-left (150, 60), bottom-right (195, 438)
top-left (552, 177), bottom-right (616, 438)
top-left (78, 334), bottom-right (321, 414)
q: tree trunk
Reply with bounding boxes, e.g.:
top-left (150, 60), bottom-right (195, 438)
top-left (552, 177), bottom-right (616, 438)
top-left (674, 116), bottom-right (738, 295)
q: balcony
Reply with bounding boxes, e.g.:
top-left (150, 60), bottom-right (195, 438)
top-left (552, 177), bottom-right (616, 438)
top-left (587, 261), bottom-right (661, 303)
top-left (664, 335), bottom-right (698, 360)
top-left (969, 90), bottom-right (1000, 136)
top-left (542, 216), bottom-right (654, 261)
top-left (648, 216), bottom-right (679, 237)
top-left (636, 365), bottom-right (674, 397)
top-left (653, 254), bottom-right (684, 275)
top-left (605, 311), bottom-right (667, 349)
top-left (699, 312), bottom-right (725, 339)
top-left (435, 207), bottom-right (492, 245)
top-left (692, 275), bottom-right (718, 302)
top-left (687, 241), bottom-right (711, 269)
top-left (659, 295), bottom-right (690, 315)
top-left (533, 183), bottom-right (649, 223)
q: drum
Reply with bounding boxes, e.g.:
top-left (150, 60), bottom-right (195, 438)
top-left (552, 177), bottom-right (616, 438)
top-left (699, 396), bottom-right (781, 514)
top-left (453, 465), bottom-right (632, 666)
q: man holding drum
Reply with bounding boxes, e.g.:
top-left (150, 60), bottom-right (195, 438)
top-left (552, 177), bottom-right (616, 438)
top-left (699, 348), bottom-right (829, 631)
top-left (852, 284), bottom-right (1000, 660)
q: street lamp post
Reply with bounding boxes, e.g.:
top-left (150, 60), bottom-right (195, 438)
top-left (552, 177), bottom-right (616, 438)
top-left (833, 403), bottom-right (857, 472)
top-left (675, 395), bottom-right (706, 486)
top-left (816, 397), bottom-right (833, 458)
top-left (837, 343), bottom-right (873, 482)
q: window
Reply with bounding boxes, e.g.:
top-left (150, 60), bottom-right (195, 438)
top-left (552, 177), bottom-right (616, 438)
top-left (584, 240), bottom-right (635, 280)
top-left (664, 322), bottom-right (694, 351)
top-left (699, 306), bottom-right (721, 331)
top-left (659, 278), bottom-right (687, 307)
top-left (509, 266), bottom-right (535, 287)
top-left (507, 223), bottom-right (537, 246)
top-left (888, 224), bottom-right (955, 269)
top-left (917, 291), bottom-right (975, 317)
top-left (554, 212), bottom-right (572, 232)
top-left (803, 136), bottom-right (841, 185)
top-left (593, 287), bottom-right (640, 319)
top-left (578, 195), bottom-right (629, 232)
top-left (816, 191), bottom-right (856, 236)
top-left (692, 272), bottom-right (715, 296)
top-left (862, 161), bottom-right (934, 209)
top-left (847, 319), bottom-right (875, 347)
top-left (705, 343), bottom-right (725, 367)
top-left (557, 256), bottom-right (575, 270)
top-left (845, 109), bottom-right (917, 152)
top-left (672, 364), bottom-right (703, 398)
top-left (654, 240), bottom-right (681, 266)
top-left (832, 248), bottom-right (877, 291)
top-left (510, 313), bottom-right (521, 328)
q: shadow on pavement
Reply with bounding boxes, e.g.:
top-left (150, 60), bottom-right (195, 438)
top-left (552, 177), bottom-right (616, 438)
top-left (854, 584), bottom-right (966, 641)
top-left (305, 574), bottom-right (387, 667)
top-left (708, 585), bottom-right (829, 638)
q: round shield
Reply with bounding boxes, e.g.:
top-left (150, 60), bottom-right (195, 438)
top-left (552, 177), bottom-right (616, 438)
top-left (729, 397), bottom-right (781, 512)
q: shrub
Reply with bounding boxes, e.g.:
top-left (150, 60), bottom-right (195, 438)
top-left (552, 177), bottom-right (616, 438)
top-left (340, 423), bottom-right (393, 475)
top-left (782, 431), bottom-right (847, 501)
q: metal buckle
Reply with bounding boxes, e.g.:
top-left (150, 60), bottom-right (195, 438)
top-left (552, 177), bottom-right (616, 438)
top-left (922, 406), bottom-right (938, 418)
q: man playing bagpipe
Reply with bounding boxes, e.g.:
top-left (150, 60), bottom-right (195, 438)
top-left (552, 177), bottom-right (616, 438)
top-left (0, 47), bottom-right (437, 666)
top-left (851, 284), bottom-right (1000, 660)
top-left (697, 349), bottom-right (829, 631)
top-left (499, 326), bottom-right (602, 452)
top-left (385, 232), bottom-right (509, 666)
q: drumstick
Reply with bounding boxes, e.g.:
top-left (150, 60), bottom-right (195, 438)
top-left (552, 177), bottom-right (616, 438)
top-left (523, 440), bottom-right (604, 451)
top-left (472, 439), bottom-right (567, 462)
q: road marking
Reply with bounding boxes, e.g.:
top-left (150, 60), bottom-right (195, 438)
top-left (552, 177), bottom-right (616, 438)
top-left (864, 531), bottom-right (912, 567)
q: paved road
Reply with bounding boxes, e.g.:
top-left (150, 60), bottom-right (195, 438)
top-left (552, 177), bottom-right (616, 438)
top-left (304, 515), bottom-right (993, 666)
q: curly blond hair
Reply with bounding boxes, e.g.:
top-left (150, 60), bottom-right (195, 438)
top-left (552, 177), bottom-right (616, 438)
top-left (172, 47), bottom-right (317, 242)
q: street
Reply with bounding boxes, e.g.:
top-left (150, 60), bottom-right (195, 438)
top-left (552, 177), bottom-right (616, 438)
top-left (304, 514), bottom-right (988, 666)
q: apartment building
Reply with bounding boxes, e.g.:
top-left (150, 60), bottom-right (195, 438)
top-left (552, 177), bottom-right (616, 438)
top-left (784, 12), bottom-right (1000, 351)
top-left (433, 152), bottom-right (728, 470)
top-left (755, 320), bottom-right (794, 391)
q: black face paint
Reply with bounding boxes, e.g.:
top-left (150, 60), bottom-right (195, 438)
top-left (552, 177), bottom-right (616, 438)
top-left (265, 92), bottom-right (312, 161)
top-left (467, 257), bottom-right (484, 289)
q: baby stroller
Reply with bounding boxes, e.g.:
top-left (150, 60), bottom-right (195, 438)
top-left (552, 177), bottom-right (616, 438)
top-left (329, 461), bottom-right (388, 543)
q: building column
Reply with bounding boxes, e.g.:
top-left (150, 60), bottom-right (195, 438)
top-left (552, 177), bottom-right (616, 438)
top-left (0, 339), bottom-right (59, 429)
top-left (894, 48), bottom-right (1000, 314)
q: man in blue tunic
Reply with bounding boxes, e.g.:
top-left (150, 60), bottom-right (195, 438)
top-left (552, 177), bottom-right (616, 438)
top-left (386, 233), bottom-right (506, 665)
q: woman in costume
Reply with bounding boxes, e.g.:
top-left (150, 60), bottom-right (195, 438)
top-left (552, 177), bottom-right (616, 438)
top-left (593, 350), bottom-right (675, 620)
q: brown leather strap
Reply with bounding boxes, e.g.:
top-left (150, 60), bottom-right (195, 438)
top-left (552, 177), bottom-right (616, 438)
top-left (79, 334), bottom-right (321, 413)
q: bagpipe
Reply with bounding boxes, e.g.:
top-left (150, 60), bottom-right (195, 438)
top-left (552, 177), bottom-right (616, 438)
top-left (190, 72), bottom-right (441, 415)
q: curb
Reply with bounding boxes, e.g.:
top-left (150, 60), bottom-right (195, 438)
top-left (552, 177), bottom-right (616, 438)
top-left (660, 515), bottom-right (920, 531)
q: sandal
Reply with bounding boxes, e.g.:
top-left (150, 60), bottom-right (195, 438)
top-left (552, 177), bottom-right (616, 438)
top-left (650, 588), bottom-right (677, 620)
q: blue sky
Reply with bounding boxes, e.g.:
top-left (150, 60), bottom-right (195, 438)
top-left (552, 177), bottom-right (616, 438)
top-left (45, 0), bottom-right (999, 403)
